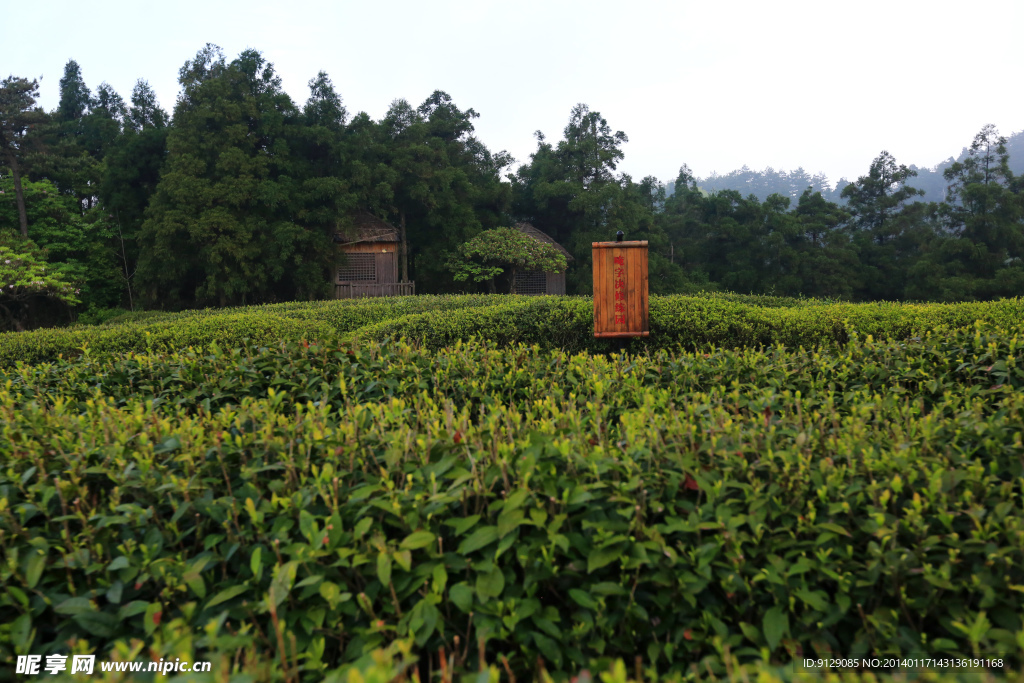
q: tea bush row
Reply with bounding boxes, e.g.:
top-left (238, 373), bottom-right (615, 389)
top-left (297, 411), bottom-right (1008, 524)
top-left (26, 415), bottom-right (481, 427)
top-left (354, 296), bottom-right (1024, 354)
top-left (7, 294), bottom-right (1024, 369)
top-left (5, 320), bottom-right (1023, 424)
top-left (0, 295), bottom-right (502, 367)
top-left (2, 328), bottom-right (1023, 679)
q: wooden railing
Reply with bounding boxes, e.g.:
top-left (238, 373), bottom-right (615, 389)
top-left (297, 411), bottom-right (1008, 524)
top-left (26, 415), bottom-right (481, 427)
top-left (335, 282), bottom-right (415, 299)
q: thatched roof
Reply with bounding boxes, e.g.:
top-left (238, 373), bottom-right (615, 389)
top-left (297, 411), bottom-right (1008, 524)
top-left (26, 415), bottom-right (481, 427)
top-left (333, 212), bottom-right (400, 244)
top-left (515, 222), bottom-right (574, 262)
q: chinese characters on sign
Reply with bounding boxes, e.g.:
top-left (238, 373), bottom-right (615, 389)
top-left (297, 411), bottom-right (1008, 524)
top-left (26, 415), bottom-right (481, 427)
top-left (613, 255), bottom-right (625, 323)
top-left (592, 239), bottom-right (649, 338)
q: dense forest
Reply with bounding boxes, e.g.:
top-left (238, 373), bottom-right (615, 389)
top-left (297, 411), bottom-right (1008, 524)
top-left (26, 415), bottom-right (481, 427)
top-left (2, 45), bottom-right (1023, 330)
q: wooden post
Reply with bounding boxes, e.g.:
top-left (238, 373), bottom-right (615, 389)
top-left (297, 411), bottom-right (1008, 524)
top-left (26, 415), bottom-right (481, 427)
top-left (592, 238), bottom-right (649, 340)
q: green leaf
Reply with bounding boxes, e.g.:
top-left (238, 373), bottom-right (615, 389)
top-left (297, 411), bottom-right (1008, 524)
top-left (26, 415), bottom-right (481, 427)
top-left (117, 601), bottom-right (150, 620)
top-left (24, 549), bottom-right (45, 588)
top-left (270, 561), bottom-right (298, 607)
top-left (185, 574), bottom-right (206, 599)
top-left (414, 600), bottom-right (441, 646)
top-left (11, 614), bottom-right (31, 649)
top-left (153, 436), bottom-right (180, 454)
top-left (353, 517), bottom-right (373, 538)
top-left (475, 567), bottom-right (505, 600)
top-left (432, 564), bottom-right (448, 594)
top-left (144, 602), bottom-right (162, 635)
top-left (299, 510), bottom-right (318, 543)
top-left (504, 489), bottom-right (530, 511)
top-left (449, 582), bottom-right (473, 613)
top-left (739, 621), bottom-right (762, 645)
top-left (532, 616), bottom-right (561, 640)
top-left (394, 549), bottom-right (412, 572)
top-left (497, 509), bottom-right (524, 538)
top-left (7, 586), bottom-right (28, 608)
top-left (816, 522), bottom-right (851, 537)
top-left (931, 637), bottom-right (960, 651)
top-left (377, 552), bottom-right (392, 586)
top-left (795, 589), bottom-right (829, 612)
top-left (319, 581), bottom-right (342, 609)
top-left (532, 632), bottom-right (563, 669)
top-left (206, 584), bottom-right (249, 609)
top-left (327, 513), bottom-right (344, 546)
top-left (250, 547), bottom-right (263, 579)
top-left (19, 466), bottom-right (37, 485)
top-left (568, 588), bottom-right (599, 610)
top-left (401, 530), bottom-right (435, 550)
top-left (763, 605), bottom-right (789, 651)
top-left (107, 556), bottom-right (130, 571)
top-left (55, 597), bottom-right (93, 615)
top-left (445, 514), bottom-right (481, 536)
top-left (587, 544), bottom-right (624, 573)
top-left (457, 525), bottom-right (499, 555)
top-left (72, 611), bottom-right (118, 638)
top-left (296, 574), bottom-right (324, 588)
top-left (567, 486), bottom-right (594, 506)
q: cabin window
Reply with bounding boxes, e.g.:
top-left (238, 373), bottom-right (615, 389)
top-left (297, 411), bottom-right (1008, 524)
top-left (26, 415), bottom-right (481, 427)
top-left (516, 271), bottom-right (547, 295)
top-left (338, 253), bottom-right (376, 282)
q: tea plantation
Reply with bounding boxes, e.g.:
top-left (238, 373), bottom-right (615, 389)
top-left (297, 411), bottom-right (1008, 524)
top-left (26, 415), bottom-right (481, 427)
top-left (2, 294), bottom-right (1024, 683)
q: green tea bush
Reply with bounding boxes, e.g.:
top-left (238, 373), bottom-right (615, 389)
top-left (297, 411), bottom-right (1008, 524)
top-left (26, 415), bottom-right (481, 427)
top-left (2, 326), bottom-right (1023, 680)
top-left (355, 295), bottom-right (1024, 354)
top-left (0, 312), bottom-right (339, 367)
top-left (6, 294), bottom-right (1024, 368)
top-left (352, 296), bottom-right (594, 352)
top-left (0, 295), bottom-right (503, 367)
top-left (73, 307), bottom-right (132, 327)
top-left (684, 290), bottom-right (844, 308)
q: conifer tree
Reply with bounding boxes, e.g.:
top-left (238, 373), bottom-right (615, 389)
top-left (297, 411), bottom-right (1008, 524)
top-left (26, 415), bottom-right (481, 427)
top-left (137, 45), bottom-right (316, 308)
top-left (0, 76), bottom-right (46, 237)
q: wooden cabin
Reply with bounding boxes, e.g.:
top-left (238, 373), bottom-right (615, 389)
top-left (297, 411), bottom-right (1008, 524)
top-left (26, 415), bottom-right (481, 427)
top-left (333, 212), bottom-right (415, 299)
top-left (513, 223), bottom-right (573, 295)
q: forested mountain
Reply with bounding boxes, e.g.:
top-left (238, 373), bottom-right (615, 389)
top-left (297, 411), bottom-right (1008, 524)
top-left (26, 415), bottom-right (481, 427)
top-left (908, 131), bottom-right (1024, 203)
top-left (666, 130), bottom-right (1024, 205)
top-left (2, 46), bottom-right (1023, 331)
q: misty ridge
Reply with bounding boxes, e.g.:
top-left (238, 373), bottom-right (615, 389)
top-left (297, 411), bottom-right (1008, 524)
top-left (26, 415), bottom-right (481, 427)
top-left (667, 129), bottom-right (1024, 205)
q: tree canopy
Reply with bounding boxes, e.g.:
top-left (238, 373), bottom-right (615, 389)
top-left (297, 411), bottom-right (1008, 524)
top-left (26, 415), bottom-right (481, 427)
top-left (446, 227), bottom-right (567, 294)
top-left (1, 47), bottom-right (1023, 329)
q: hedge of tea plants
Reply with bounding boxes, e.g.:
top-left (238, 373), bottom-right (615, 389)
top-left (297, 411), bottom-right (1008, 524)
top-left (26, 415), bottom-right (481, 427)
top-left (5, 293), bottom-right (1022, 368)
top-left (354, 295), bottom-right (1024, 355)
top-left (2, 312), bottom-right (1024, 680)
top-left (0, 294), bottom-right (502, 367)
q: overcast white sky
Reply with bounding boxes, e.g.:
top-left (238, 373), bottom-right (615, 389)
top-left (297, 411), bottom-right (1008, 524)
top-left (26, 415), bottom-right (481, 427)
top-left (5, 0), bottom-right (1022, 188)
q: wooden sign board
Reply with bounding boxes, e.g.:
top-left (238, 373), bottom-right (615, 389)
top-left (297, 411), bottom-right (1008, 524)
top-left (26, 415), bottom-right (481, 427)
top-left (592, 240), bottom-right (649, 338)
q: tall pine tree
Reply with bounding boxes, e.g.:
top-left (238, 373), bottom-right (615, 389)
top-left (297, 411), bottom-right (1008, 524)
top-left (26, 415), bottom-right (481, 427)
top-left (137, 45), bottom-right (319, 308)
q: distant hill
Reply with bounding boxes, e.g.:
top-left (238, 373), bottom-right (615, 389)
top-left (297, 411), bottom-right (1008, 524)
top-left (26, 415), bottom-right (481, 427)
top-left (665, 129), bottom-right (1024, 206)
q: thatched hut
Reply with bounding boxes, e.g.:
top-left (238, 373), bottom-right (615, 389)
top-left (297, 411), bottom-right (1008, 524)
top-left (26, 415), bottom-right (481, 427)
top-left (332, 212), bottom-right (414, 299)
top-left (513, 222), bottom-right (574, 295)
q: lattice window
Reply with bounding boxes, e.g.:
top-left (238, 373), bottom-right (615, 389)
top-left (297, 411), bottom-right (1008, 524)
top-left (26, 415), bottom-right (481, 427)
top-left (338, 253), bottom-right (376, 282)
top-left (515, 271), bottom-right (547, 296)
